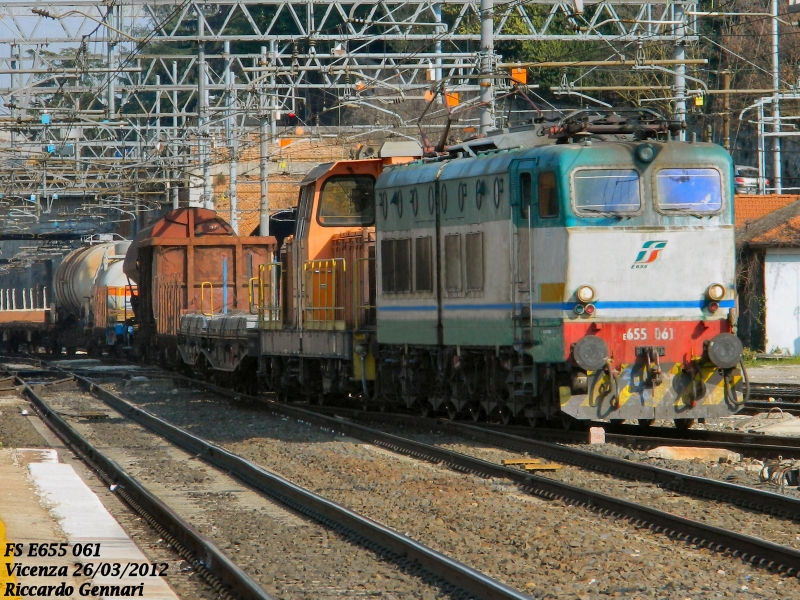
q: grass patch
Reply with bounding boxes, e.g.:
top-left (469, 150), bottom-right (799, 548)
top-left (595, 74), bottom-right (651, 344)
top-left (742, 347), bottom-right (800, 368)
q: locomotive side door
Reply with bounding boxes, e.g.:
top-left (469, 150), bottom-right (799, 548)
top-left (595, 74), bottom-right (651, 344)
top-left (509, 159), bottom-right (538, 313)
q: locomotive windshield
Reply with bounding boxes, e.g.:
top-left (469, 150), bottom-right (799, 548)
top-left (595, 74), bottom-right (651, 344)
top-left (573, 169), bottom-right (640, 215)
top-left (317, 175), bottom-right (375, 226)
top-left (656, 168), bottom-right (722, 213)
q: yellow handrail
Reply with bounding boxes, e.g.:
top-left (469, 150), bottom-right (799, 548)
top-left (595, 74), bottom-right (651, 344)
top-left (248, 276), bottom-right (259, 315)
top-left (354, 256), bottom-right (375, 330)
top-left (200, 282), bottom-right (214, 316)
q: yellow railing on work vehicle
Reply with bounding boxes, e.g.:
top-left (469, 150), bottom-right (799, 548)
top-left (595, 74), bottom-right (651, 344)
top-left (303, 258), bottom-right (346, 330)
top-left (200, 282), bottom-right (214, 316)
top-left (353, 256), bottom-right (375, 330)
top-left (255, 262), bottom-right (282, 329)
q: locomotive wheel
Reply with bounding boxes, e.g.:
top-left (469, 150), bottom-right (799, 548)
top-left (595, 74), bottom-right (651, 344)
top-left (638, 419), bottom-right (655, 428)
top-left (417, 400), bottom-right (431, 418)
top-left (674, 418), bottom-right (696, 430)
top-left (469, 405), bottom-right (484, 422)
top-left (560, 415), bottom-right (585, 431)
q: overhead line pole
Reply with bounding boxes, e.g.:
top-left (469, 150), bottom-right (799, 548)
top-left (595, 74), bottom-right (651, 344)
top-left (673, 1), bottom-right (686, 140)
top-left (772, 0), bottom-right (782, 194)
top-left (479, 0), bottom-right (494, 134)
top-left (259, 46), bottom-right (270, 237)
top-left (225, 41), bottom-right (239, 234)
top-left (198, 10), bottom-right (212, 210)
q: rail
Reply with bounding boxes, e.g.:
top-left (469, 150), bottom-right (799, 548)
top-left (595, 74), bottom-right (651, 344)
top-left (200, 282), bottom-right (214, 316)
top-left (255, 263), bottom-right (281, 329)
top-left (353, 256), bottom-right (375, 330)
top-left (15, 374), bottom-right (274, 600)
top-left (302, 258), bottom-right (346, 330)
top-left (76, 367), bottom-right (800, 579)
top-left (52, 368), bottom-right (533, 600)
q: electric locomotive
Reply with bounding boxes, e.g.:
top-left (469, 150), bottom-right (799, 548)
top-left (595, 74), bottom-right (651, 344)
top-left (375, 111), bottom-right (745, 427)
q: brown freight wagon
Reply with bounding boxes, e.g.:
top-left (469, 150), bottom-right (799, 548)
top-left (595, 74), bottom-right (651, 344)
top-left (123, 208), bottom-right (277, 360)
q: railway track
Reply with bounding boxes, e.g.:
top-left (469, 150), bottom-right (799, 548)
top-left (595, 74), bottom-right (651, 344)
top-left (20, 357), bottom-right (800, 460)
top-left (20, 360), bottom-right (800, 584)
top-left (10, 373), bottom-right (273, 600)
top-left (7, 361), bottom-right (535, 600)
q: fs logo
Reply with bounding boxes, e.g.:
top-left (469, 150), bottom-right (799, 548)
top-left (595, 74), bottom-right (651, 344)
top-left (632, 240), bottom-right (667, 269)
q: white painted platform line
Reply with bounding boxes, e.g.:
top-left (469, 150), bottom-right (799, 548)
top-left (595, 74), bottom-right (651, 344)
top-left (27, 460), bottom-right (179, 599)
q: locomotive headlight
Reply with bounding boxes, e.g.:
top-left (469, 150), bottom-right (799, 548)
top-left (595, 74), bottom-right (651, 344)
top-left (636, 143), bottom-right (656, 163)
top-left (576, 285), bottom-right (596, 304)
top-left (707, 283), bottom-right (725, 302)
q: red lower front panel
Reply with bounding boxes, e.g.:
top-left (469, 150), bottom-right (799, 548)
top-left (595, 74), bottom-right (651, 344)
top-left (563, 319), bottom-right (730, 367)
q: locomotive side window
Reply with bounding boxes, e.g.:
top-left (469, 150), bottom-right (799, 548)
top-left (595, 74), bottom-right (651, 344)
top-left (381, 239), bottom-right (395, 293)
top-left (317, 175), bottom-right (375, 226)
top-left (415, 237), bottom-right (433, 292)
top-left (538, 172), bottom-right (559, 218)
top-left (520, 173), bottom-right (533, 218)
top-left (573, 169), bottom-right (640, 215)
top-left (381, 238), bottom-right (411, 294)
top-left (394, 238), bottom-right (411, 292)
top-left (444, 234), bottom-right (462, 292)
top-left (465, 232), bottom-right (484, 291)
top-left (656, 168), bottom-right (722, 213)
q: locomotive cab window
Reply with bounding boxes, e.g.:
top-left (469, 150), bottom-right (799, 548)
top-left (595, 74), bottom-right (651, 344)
top-left (573, 169), bottom-right (640, 215)
top-left (656, 168), bottom-right (722, 214)
top-left (538, 172), bottom-right (559, 218)
top-left (317, 176), bottom-right (375, 226)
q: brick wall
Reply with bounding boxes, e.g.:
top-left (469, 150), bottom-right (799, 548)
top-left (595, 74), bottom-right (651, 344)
top-left (210, 135), bottom-right (351, 234)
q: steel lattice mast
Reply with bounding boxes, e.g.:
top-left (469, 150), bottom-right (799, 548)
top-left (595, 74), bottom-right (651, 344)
top-left (0, 0), bottom-right (698, 235)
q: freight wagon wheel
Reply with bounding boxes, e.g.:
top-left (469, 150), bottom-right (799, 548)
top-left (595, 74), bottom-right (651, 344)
top-left (446, 403), bottom-right (459, 421)
top-left (527, 417), bottom-right (544, 428)
top-left (674, 418), bottom-right (696, 430)
top-left (637, 419), bottom-right (655, 428)
top-left (498, 408), bottom-right (512, 426)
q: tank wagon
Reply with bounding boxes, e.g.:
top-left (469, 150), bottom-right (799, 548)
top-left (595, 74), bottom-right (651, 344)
top-left (55, 240), bottom-right (134, 351)
top-left (0, 240), bottom-right (133, 354)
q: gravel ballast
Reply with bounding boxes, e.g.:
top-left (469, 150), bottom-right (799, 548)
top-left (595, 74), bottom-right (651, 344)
top-left (102, 380), bottom-right (800, 599)
top-left (41, 388), bottom-right (454, 600)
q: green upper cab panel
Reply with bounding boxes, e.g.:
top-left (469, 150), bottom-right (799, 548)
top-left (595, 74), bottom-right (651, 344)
top-left (375, 151), bottom-right (519, 232)
top-left (375, 140), bottom-right (734, 232)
